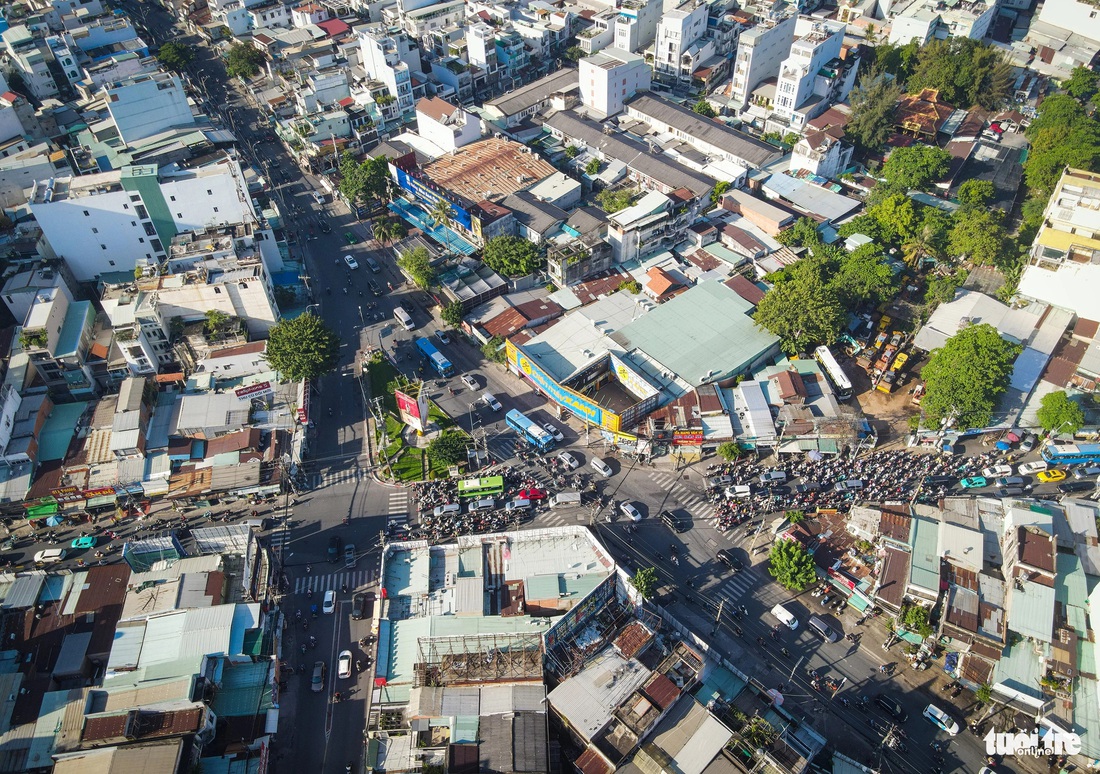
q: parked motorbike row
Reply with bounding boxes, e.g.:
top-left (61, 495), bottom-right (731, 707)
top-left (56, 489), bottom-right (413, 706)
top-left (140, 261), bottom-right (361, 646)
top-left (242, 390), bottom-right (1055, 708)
top-left (704, 449), bottom-right (997, 530)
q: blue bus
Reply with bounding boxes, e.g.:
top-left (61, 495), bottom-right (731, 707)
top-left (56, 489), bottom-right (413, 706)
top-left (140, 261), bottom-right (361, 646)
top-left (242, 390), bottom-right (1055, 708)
top-left (1041, 442), bottom-right (1100, 466)
top-left (505, 409), bottom-right (555, 452)
top-left (415, 337), bottom-right (454, 377)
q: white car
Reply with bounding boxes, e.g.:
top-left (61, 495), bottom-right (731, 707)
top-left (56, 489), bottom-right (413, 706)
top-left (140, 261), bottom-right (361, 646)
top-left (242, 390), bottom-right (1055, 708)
top-left (460, 374), bottom-right (478, 391)
top-left (323, 589), bottom-right (336, 614)
top-left (337, 650), bottom-right (353, 679)
top-left (343, 254), bottom-right (359, 270)
top-left (557, 451), bottom-right (579, 470)
top-left (619, 501), bottom-right (643, 522)
top-left (543, 422), bottom-right (564, 442)
top-left (437, 331), bottom-right (451, 345)
top-left (981, 464), bottom-right (1012, 478)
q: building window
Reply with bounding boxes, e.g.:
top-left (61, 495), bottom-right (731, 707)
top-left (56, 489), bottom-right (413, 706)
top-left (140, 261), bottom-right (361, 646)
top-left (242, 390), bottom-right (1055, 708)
top-left (108, 260), bottom-right (115, 266)
top-left (139, 238), bottom-right (144, 243)
top-left (101, 244), bottom-right (107, 250)
top-left (170, 195), bottom-right (176, 201)
top-left (92, 227), bottom-right (98, 233)
top-left (207, 189), bottom-right (213, 195)
top-left (213, 207), bottom-right (219, 212)
top-left (123, 203), bottom-right (129, 209)
top-left (214, 287), bottom-right (222, 294)
top-left (83, 210), bottom-right (89, 216)
top-left (130, 194), bottom-right (140, 202)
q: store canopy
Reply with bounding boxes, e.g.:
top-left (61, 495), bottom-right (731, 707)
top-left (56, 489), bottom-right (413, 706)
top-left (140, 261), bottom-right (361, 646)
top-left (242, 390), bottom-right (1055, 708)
top-left (25, 502), bottom-right (59, 519)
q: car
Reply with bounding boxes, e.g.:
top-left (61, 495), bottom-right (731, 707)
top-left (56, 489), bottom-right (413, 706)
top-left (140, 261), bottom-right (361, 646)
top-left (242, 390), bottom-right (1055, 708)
top-left (365, 256), bottom-right (381, 273)
top-left (591, 457), bottom-right (613, 477)
top-left (875, 694), bottom-right (909, 723)
top-left (960, 476), bottom-right (988, 489)
top-left (518, 488), bottom-right (547, 500)
top-left (996, 487), bottom-right (1026, 497)
top-left (437, 331), bottom-right (451, 345)
top-left (769, 485), bottom-right (792, 496)
top-left (337, 650), bottom-right (353, 679)
top-left (319, 221), bottom-right (331, 234)
top-left (660, 510), bottom-right (691, 533)
top-left (706, 474), bottom-right (733, 488)
top-left (1038, 469), bottom-right (1067, 483)
top-left (482, 392), bottom-right (502, 412)
top-left (460, 374), bottom-right (478, 391)
top-left (1059, 480), bottom-right (1094, 494)
top-left (34, 548), bottom-right (67, 564)
top-left (344, 232), bottom-right (358, 245)
top-left (619, 501), bottom-right (643, 522)
top-left (352, 593), bottom-right (368, 620)
top-left (924, 475), bottom-right (956, 487)
top-left (1018, 460), bottom-right (1049, 475)
top-left (70, 536), bottom-right (96, 549)
top-left (794, 482), bottom-right (822, 493)
top-left (716, 549), bottom-right (743, 571)
top-left (1019, 433), bottom-right (1038, 453)
top-left (543, 422), bottom-right (564, 442)
top-left (995, 476), bottom-right (1026, 487)
top-left (981, 464), bottom-right (1012, 478)
top-left (367, 280), bottom-right (383, 296)
top-left (557, 451), bottom-right (579, 470)
top-left (311, 661), bottom-right (326, 692)
top-left (1073, 465), bottom-right (1100, 479)
top-left (760, 470), bottom-right (788, 484)
top-left (328, 535), bottom-right (343, 562)
top-left (343, 254), bottom-right (359, 270)
top-left (922, 703), bottom-right (959, 735)
top-left (323, 589), bottom-right (336, 614)
top-left (344, 543), bottom-right (357, 568)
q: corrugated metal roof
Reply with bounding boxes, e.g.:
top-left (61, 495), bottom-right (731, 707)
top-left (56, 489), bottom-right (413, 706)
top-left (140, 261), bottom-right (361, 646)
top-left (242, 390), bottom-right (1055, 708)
top-left (452, 715), bottom-right (479, 744)
top-left (229, 603), bottom-right (261, 656)
top-left (512, 712), bottom-right (548, 772)
top-left (107, 621), bottom-right (147, 672)
top-left (454, 576), bottom-right (484, 615)
top-left (53, 631), bottom-right (93, 678)
top-left (908, 517), bottom-right (941, 593)
top-left (178, 605), bottom-right (236, 659)
top-left (1010, 581), bottom-right (1055, 643)
top-left (210, 660), bottom-right (272, 717)
top-left (524, 574), bottom-right (559, 601)
top-left (2, 574), bottom-right (45, 610)
top-left (441, 687), bottom-right (479, 717)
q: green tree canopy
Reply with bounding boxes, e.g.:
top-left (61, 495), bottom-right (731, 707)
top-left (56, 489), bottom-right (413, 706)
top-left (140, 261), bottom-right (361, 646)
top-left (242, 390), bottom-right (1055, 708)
top-left (836, 212), bottom-right (888, 244)
top-left (1024, 95), bottom-right (1100, 197)
top-left (156, 41), bottom-right (193, 71)
top-left (563, 45), bottom-right (585, 62)
top-left (902, 206), bottom-right (950, 267)
top-left (584, 158), bottom-right (601, 176)
top-left (776, 216), bottom-right (822, 249)
top-left (426, 428), bottom-right (469, 466)
top-left (397, 246), bottom-right (436, 289)
top-left (754, 258), bottom-right (846, 355)
top-left (767, 539), bottom-right (818, 592)
top-left (717, 441), bottom-right (744, 461)
top-left (948, 206), bottom-right (1007, 266)
top-left (225, 43), bottom-right (265, 80)
top-left (846, 75), bottom-right (902, 151)
top-left (264, 312), bottom-right (340, 381)
top-left (919, 323), bottom-right (1020, 430)
top-left (709, 180), bottom-right (731, 207)
top-left (865, 193), bottom-right (919, 245)
top-left (882, 145), bottom-right (952, 191)
top-left (481, 335), bottom-right (506, 364)
top-left (900, 604), bottom-right (934, 637)
top-left (924, 267), bottom-right (967, 307)
top-left (441, 301), bottom-right (465, 329)
top-left (692, 99), bottom-right (717, 118)
top-left (956, 179), bottom-right (995, 208)
top-left (1036, 390), bottom-right (1086, 435)
top-left (630, 567), bottom-right (659, 599)
top-left (596, 187), bottom-right (638, 213)
top-left (906, 38), bottom-right (1012, 109)
top-left (1063, 65), bottom-right (1099, 102)
top-left (870, 39), bottom-right (921, 84)
top-left (482, 235), bottom-right (541, 276)
top-left (831, 243), bottom-right (897, 307)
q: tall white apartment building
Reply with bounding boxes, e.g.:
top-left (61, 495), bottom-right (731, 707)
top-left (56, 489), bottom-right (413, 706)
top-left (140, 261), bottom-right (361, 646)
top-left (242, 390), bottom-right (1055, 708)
top-left (105, 73), bottom-right (194, 146)
top-left (615, 0), bottom-right (662, 53)
top-left (29, 156), bottom-right (260, 282)
top-left (580, 49), bottom-right (651, 118)
top-left (886, 0), bottom-right (996, 44)
top-left (652, 1), bottom-right (711, 84)
top-left (729, 12), bottom-right (796, 111)
top-left (578, 8), bottom-right (617, 55)
top-left (771, 17), bottom-right (852, 133)
top-left (358, 23), bottom-right (421, 114)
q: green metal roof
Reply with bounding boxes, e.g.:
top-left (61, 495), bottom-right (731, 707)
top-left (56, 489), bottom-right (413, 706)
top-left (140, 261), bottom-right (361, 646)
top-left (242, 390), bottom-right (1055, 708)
top-left (908, 517), bottom-right (941, 593)
top-left (1056, 553), bottom-right (1090, 638)
top-left (211, 660), bottom-right (274, 717)
top-left (38, 402), bottom-right (89, 461)
top-left (54, 301), bottom-right (92, 359)
top-left (696, 664), bottom-right (747, 706)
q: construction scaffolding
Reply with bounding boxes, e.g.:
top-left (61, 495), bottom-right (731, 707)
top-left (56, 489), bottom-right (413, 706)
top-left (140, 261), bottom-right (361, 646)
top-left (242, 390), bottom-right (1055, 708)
top-left (413, 632), bottom-right (544, 687)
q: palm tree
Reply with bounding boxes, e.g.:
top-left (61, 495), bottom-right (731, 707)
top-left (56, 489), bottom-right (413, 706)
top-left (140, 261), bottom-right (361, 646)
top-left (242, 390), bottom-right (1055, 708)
top-left (429, 199), bottom-right (455, 253)
top-left (901, 223), bottom-right (941, 269)
top-left (373, 218), bottom-right (398, 250)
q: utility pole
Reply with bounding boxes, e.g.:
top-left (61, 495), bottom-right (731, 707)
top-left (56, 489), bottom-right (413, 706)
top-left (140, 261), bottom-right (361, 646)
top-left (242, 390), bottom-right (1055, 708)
top-left (712, 600), bottom-right (724, 635)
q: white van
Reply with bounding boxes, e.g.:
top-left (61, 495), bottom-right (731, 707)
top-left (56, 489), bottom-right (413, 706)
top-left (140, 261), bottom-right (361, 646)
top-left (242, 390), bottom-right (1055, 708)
top-left (726, 484), bottom-right (753, 499)
top-left (34, 548), bottom-right (67, 564)
top-left (468, 498), bottom-right (496, 513)
top-left (482, 393), bottom-right (502, 411)
top-left (760, 470), bottom-right (788, 485)
top-left (433, 503), bottom-right (460, 517)
top-left (770, 603), bottom-right (799, 630)
top-left (1018, 460), bottom-right (1049, 475)
top-left (922, 703), bottom-right (960, 735)
top-left (504, 498), bottom-right (530, 513)
top-left (590, 457), bottom-right (613, 477)
top-left (808, 615), bottom-right (838, 642)
top-left (394, 306), bottom-right (414, 331)
top-left (549, 491), bottom-right (582, 508)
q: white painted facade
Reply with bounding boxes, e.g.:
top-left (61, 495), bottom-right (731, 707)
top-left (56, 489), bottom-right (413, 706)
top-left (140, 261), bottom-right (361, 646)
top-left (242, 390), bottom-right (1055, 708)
top-left (105, 73), bottom-right (195, 145)
top-left (773, 18), bottom-right (844, 124)
top-left (414, 98), bottom-right (482, 153)
top-left (1037, 0), bottom-right (1100, 41)
top-left (729, 14), bottom-right (796, 111)
top-left (615, 0), bottom-right (662, 53)
top-left (652, 1), bottom-right (709, 83)
top-left (580, 49), bottom-right (651, 118)
top-left (358, 24), bottom-right (419, 112)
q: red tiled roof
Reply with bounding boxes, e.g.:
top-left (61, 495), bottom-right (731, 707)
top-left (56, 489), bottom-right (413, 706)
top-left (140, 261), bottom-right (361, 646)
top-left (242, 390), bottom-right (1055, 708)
top-left (482, 308), bottom-right (527, 340)
top-left (642, 673), bottom-right (681, 710)
top-left (206, 428), bottom-right (261, 458)
top-left (894, 88), bottom-right (955, 136)
top-left (646, 266), bottom-right (679, 297)
top-left (575, 747), bottom-right (613, 774)
top-left (724, 275), bottom-right (764, 305)
top-left (317, 18), bottom-right (350, 36)
top-left (685, 249), bottom-right (721, 272)
top-left (1073, 318), bottom-right (1099, 339)
top-left (208, 340), bottom-right (266, 359)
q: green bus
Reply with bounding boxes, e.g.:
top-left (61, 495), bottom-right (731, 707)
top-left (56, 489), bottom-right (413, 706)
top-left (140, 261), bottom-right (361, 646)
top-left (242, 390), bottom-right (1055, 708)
top-left (456, 476), bottom-right (505, 498)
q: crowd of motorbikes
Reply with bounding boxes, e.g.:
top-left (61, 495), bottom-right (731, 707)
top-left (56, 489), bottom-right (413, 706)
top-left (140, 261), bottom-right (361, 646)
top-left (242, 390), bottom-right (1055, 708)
top-left (703, 448), bottom-right (1001, 531)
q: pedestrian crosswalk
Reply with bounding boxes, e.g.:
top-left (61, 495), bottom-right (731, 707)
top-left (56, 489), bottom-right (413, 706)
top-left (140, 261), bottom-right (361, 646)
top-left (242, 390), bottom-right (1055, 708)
top-left (710, 570), bottom-right (758, 606)
top-left (648, 471), bottom-right (714, 523)
top-left (385, 490), bottom-right (408, 519)
top-left (536, 507), bottom-right (588, 527)
top-left (294, 568), bottom-right (379, 595)
top-left (309, 468), bottom-right (364, 489)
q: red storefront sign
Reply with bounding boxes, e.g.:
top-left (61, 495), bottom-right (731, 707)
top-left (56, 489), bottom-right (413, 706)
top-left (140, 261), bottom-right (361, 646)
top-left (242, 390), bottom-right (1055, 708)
top-left (82, 487), bottom-right (117, 499)
top-left (50, 487), bottom-right (84, 504)
top-left (672, 431), bottom-right (703, 445)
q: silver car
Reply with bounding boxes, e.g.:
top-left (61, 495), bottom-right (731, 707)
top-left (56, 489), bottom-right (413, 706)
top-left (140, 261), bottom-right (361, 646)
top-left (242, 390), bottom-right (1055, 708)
top-left (557, 451), bottom-right (579, 470)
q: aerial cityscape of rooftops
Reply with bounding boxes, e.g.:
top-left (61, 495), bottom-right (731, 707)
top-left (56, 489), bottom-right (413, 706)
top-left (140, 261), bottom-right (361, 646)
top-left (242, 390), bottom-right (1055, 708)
top-left (0, 0), bottom-right (1096, 769)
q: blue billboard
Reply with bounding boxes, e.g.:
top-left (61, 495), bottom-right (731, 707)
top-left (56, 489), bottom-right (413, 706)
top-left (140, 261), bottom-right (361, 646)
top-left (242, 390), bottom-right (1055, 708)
top-left (508, 341), bottom-right (621, 430)
top-left (392, 166), bottom-right (473, 230)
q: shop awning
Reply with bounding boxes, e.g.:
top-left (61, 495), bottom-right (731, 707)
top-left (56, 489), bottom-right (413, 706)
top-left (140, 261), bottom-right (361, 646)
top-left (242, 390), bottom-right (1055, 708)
top-left (25, 502), bottom-right (59, 519)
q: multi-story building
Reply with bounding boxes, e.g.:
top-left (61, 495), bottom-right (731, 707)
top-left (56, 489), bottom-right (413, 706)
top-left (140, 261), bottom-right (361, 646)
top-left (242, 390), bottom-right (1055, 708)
top-left (729, 12), bottom-right (797, 112)
top-left (578, 8), bottom-right (617, 55)
top-left (886, 0), bottom-right (997, 44)
top-left (494, 28), bottom-right (530, 88)
top-left (29, 0), bottom-right (107, 31)
top-left (430, 56), bottom-right (473, 102)
top-left (400, 0), bottom-right (464, 50)
top-left (579, 49), bottom-right (651, 118)
top-left (788, 105), bottom-right (853, 179)
top-left (1019, 167), bottom-right (1100, 322)
top-left (358, 23), bottom-right (420, 115)
top-left (651, 1), bottom-right (711, 85)
top-left (615, 0), bottom-right (662, 54)
top-left (16, 284), bottom-right (97, 396)
top-left (769, 17), bottom-right (853, 134)
top-left (29, 156), bottom-right (260, 282)
top-left (414, 96), bottom-right (481, 153)
top-left (104, 73), bottom-right (195, 146)
top-left (608, 190), bottom-right (688, 262)
top-left (2, 25), bottom-right (62, 102)
top-left (1036, 0), bottom-right (1100, 38)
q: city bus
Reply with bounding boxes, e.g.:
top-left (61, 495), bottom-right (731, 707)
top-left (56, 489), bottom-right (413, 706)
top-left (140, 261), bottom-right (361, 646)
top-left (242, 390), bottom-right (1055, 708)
top-left (415, 337), bottom-right (454, 377)
top-left (814, 345), bottom-right (853, 401)
top-left (505, 409), bottom-right (555, 452)
top-left (456, 476), bottom-right (505, 498)
top-left (1041, 442), bottom-right (1100, 466)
